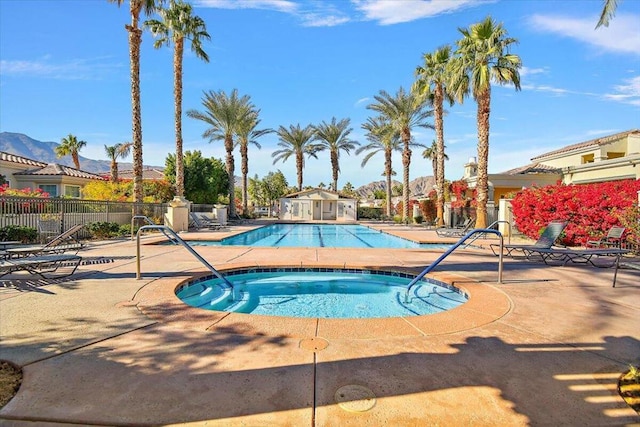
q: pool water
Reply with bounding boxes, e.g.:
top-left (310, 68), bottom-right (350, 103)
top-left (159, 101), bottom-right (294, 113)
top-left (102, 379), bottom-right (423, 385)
top-left (189, 223), bottom-right (449, 249)
top-left (176, 268), bottom-right (468, 319)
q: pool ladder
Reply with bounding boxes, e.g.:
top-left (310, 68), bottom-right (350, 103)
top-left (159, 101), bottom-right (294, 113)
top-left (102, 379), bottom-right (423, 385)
top-left (404, 228), bottom-right (504, 302)
top-left (135, 225), bottom-right (234, 290)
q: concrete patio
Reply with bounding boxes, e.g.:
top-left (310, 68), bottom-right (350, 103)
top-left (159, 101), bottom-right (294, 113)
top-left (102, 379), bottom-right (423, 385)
top-left (0, 223), bottom-right (638, 426)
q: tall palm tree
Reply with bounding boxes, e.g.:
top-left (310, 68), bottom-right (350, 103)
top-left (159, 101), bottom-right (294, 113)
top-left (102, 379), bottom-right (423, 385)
top-left (596, 0), bottom-right (621, 28)
top-left (145, 0), bottom-right (210, 198)
top-left (187, 89), bottom-right (253, 218)
top-left (235, 110), bottom-right (273, 213)
top-left (104, 142), bottom-right (133, 182)
top-left (422, 140), bottom-right (449, 195)
top-left (55, 134), bottom-right (87, 169)
top-left (272, 124), bottom-right (319, 191)
top-left (357, 116), bottom-right (401, 217)
top-left (109, 0), bottom-right (163, 204)
top-left (312, 117), bottom-right (360, 192)
top-left (452, 16), bottom-right (521, 228)
top-left (414, 45), bottom-right (455, 226)
top-left (367, 88), bottom-right (433, 222)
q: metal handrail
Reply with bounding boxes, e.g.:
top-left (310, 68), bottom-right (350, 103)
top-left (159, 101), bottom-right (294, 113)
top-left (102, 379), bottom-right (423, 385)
top-left (463, 220), bottom-right (511, 247)
top-left (405, 228), bottom-right (504, 302)
top-left (131, 215), bottom-right (176, 244)
top-left (135, 225), bottom-right (233, 290)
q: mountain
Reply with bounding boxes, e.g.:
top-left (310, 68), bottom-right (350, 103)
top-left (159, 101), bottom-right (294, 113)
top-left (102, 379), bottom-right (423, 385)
top-left (355, 176), bottom-right (436, 198)
top-left (0, 132), bottom-right (118, 174)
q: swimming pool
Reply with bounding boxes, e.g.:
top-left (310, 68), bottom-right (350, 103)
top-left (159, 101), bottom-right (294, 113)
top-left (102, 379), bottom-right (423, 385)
top-left (176, 268), bottom-right (467, 318)
top-left (188, 223), bottom-right (449, 249)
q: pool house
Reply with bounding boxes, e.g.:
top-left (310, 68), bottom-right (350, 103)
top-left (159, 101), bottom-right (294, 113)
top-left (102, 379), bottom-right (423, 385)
top-left (278, 189), bottom-right (357, 221)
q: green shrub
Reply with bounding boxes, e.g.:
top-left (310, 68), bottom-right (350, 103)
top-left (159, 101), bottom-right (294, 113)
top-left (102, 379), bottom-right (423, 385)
top-left (358, 207), bottom-right (384, 220)
top-left (0, 225), bottom-right (38, 243)
top-left (413, 215), bottom-right (423, 224)
top-left (86, 221), bottom-right (122, 239)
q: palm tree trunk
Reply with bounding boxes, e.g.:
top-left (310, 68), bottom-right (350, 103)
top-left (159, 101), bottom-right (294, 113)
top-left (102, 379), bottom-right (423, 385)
top-left (72, 152), bottom-right (80, 170)
top-left (127, 10), bottom-right (144, 207)
top-left (225, 135), bottom-right (236, 217)
top-left (174, 37), bottom-right (184, 198)
top-left (401, 129), bottom-right (411, 223)
top-left (475, 86), bottom-right (491, 229)
top-left (240, 143), bottom-right (249, 213)
top-left (434, 83), bottom-right (445, 227)
top-left (296, 151), bottom-right (304, 191)
top-left (330, 150), bottom-right (339, 191)
top-left (384, 148), bottom-right (392, 218)
top-left (111, 160), bottom-right (118, 182)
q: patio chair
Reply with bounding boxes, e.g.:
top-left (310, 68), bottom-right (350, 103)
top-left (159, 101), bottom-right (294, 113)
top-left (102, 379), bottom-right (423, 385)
top-left (586, 226), bottom-right (625, 248)
top-left (189, 212), bottom-right (225, 230)
top-left (490, 220), bottom-right (568, 257)
top-left (435, 217), bottom-right (474, 238)
top-left (6, 224), bottom-right (86, 258)
top-left (0, 253), bottom-right (82, 278)
top-left (37, 218), bottom-right (61, 243)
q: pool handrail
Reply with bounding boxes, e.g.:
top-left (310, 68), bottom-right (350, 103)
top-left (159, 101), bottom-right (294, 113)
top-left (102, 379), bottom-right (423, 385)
top-left (135, 225), bottom-right (234, 290)
top-left (463, 220), bottom-right (511, 247)
top-left (131, 215), bottom-right (177, 244)
top-left (405, 228), bottom-right (503, 302)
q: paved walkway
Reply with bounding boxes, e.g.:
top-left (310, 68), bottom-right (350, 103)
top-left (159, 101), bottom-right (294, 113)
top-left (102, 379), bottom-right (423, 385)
top-left (0, 224), bottom-right (638, 426)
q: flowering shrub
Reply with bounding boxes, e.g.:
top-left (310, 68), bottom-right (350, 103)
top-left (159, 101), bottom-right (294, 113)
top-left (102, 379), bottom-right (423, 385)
top-left (511, 180), bottom-right (640, 246)
top-left (449, 180), bottom-right (468, 209)
top-left (0, 184), bottom-right (49, 198)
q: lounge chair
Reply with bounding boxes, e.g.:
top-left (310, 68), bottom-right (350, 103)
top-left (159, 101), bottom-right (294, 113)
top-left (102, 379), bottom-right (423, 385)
top-left (0, 254), bottom-right (82, 278)
top-left (189, 212), bottom-right (226, 230)
top-left (586, 226), bottom-right (625, 248)
top-left (613, 259), bottom-right (640, 287)
top-left (526, 247), bottom-right (630, 267)
top-left (435, 217), bottom-right (474, 237)
top-left (37, 218), bottom-right (61, 243)
top-left (6, 224), bottom-right (86, 258)
top-left (490, 220), bottom-right (568, 257)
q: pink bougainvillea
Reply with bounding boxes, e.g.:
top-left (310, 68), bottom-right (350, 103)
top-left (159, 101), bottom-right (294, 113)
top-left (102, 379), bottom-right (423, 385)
top-left (510, 179), bottom-right (640, 246)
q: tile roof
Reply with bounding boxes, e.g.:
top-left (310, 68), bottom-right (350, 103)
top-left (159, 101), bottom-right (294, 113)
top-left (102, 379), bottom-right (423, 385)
top-left (531, 129), bottom-right (640, 160)
top-left (14, 163), bottom-right (104, 180)
top-left (117, 168), bottom-right (166, 181)
top-left (0, 151), bottom-right (47, 168)
top-left (499, 163), bottom-right (562, 175)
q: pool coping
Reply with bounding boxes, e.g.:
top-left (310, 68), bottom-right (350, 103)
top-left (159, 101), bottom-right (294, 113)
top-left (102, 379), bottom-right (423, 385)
top-left (133, 263), bottom-right (512, 340)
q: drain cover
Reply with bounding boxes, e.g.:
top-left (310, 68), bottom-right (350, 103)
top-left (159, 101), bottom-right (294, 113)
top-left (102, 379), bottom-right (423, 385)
top-left (335, 385), bottom-right (376, 412)
top-left (299, 337), bottom-right (329, 352)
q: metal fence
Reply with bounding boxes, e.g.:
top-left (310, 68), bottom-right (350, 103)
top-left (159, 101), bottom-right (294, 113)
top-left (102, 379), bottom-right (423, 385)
top-left (0, 196), bottom-right (168, 237)
top-left (448, 206), bottom-right (499, 228)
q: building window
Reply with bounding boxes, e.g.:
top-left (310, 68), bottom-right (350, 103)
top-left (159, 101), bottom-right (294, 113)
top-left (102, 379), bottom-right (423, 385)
top-left (38, 184), bottom-right (58, 197)
top-left (581, 154), bottom-right (595, 164)
top-left (607, 151), bottom-right (625, 160)
top-left (64, 185), bottom-right (81, 198)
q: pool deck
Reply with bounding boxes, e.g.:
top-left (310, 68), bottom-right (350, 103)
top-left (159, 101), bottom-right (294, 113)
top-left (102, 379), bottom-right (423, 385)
top-left (1, 221), bottom-right (639, 426)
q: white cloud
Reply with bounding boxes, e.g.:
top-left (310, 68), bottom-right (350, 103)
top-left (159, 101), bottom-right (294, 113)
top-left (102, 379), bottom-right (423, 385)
top-left (603, 75), bottom-right (640, 106)
top-left (519, 66), bottom-right (548, 77)
top-left (195, 0), bottom-right (350, 27)
top-left (0, 56), bottom-right (122, 80)
top-left (351, 0), bottom-right (493, 25)
top-left (528, 13), bottom-right (640, 55)
top-left (194, 0), bottom-right (298, 13)
top-left (354, 97), bottom-right (370, 107)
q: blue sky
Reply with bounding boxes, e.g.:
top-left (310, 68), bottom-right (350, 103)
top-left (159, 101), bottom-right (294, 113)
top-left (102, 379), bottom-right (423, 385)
top-left (1, 0), bottom-right (638, 189)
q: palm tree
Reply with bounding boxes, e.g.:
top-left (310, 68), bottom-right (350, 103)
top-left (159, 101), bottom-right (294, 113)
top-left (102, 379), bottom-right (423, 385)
top-left (414, 45), bottom-right (455, 226)
top-left (367, 88), bottom-right (433, 222)
top-left (272, 124), bottom-right (319, 191)
top-left (55, 134), bottom-right (87, 169)
top-left (235, 110), bottom-right (273, 213)
top-left (452, 16), bottom-right (521, 228)
top-left (145, 0), bottom-right (210, 198)
top-left (422, 140), bottom-right (449, 185)
top-left (596, 0), bottom-right (621, 28)
top-left (109, 0), bottom-right (163, 204)
top-left (357, 116), bottom-right (401, 217)
top-left (187, 89), bottom-right (253, 218)
top-left (104, 142), bottom-right (133, 182)
top-left (312, 117), bottom-right (360, 192)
